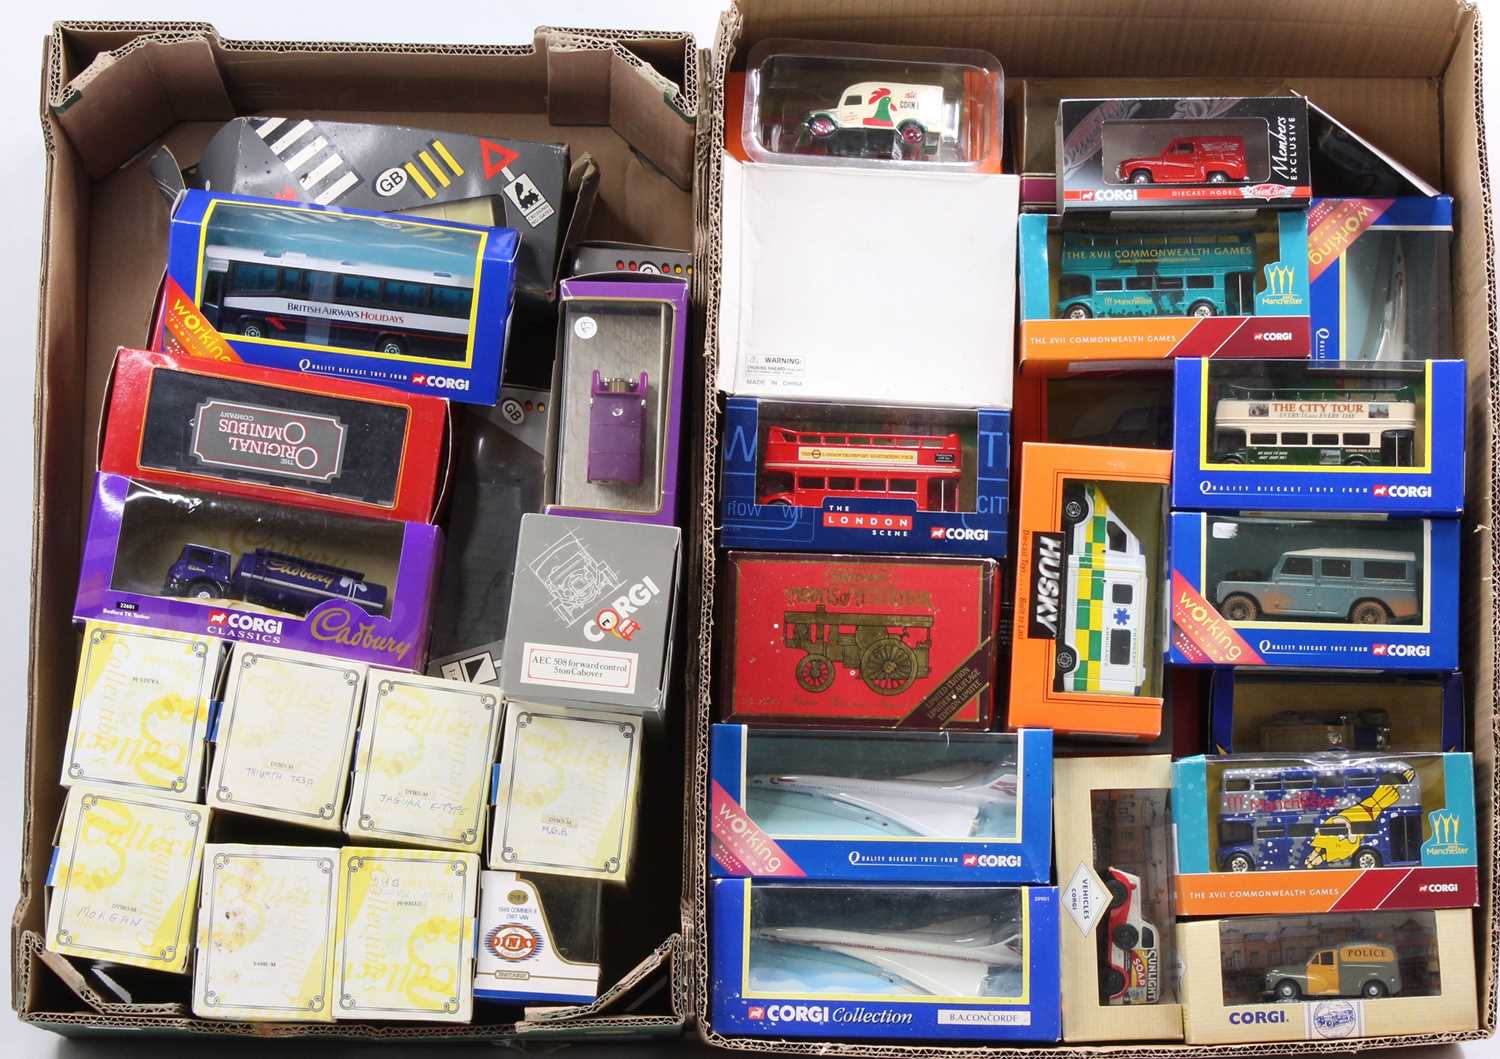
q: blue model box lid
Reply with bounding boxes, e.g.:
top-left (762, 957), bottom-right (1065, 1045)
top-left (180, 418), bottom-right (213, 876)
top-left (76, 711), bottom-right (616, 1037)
top-left (708, 726), bottom-right (1052, 883)
top-left (163, 189), bottom-right (520, 405)
top-left (709, 879), bottom-right (1061, 1042)
top-left (1172, 358), bottom-right (1465, 515)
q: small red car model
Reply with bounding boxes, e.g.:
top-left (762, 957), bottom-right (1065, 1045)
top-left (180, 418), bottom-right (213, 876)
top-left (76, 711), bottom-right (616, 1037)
top-left (1116, 136), bottom-right (1248, 185)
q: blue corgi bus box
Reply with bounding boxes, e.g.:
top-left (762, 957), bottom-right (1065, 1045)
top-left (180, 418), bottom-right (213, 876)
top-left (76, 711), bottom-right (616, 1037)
top-left (1172, 357), bottom-right (1465, 515)
top-left (162, 189), bottom-right (519, 405)
top-left (1168, 512), bottom-right (1458, 670)
top-left (710, 879), bottom-right (1061, 1042)
top-left (718, 398), bottom-right (1010, 557)
top-left (708, 725), bottom-right (1052, 884)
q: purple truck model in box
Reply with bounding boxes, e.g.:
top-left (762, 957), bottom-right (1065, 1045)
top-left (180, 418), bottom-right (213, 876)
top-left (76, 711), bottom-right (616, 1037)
top-left (588, 370), bottom-right (649, 484)
top-left (163, 544), bottom-right (388, 617)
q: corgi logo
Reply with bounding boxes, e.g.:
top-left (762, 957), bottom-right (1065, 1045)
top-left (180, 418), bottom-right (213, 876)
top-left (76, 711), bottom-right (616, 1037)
top-left (583, 576), bottom-right (661, 642)
top-left (1421, 882), bottom-right (1460, 893)
top-left (747, 1007), bottom-right (765, 1021)
top-left (1090, 188), bottom-right (1138, 202)
top-left (966, 853), bottom-right (1022, 868)
top-left (411, 373), bottom-right (471, 391)
top-left (1253, 331), bottom-right (1294, 341)
top-left (962, 853), bottom-right (978, 866)
top-left (1079, 190), bottom-right (1096, 202)
top-left (1374, 643), bottom-right (1430, 658)
top-left (766, 1004), bottom-right (829, 1024)
top-left (592, 607), bottom-right (641, 642)
top-left (1229, 1009), bottom-right (1289, 1024)
top-left (209, 611), bottom-right (228, 624)
top-left (209, 611), bottom-right (286, 635)
top-left (1374, 484), bottom-right (1432, 499)
top-left (931, 526), bottom-right (990, 542)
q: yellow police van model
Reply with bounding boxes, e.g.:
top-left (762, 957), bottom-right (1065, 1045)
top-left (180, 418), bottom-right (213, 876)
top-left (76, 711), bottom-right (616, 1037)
top-left (1054, 482), bottom-right (1149, 696)
top-left (1264, 942), bottom-right (1403, 1001)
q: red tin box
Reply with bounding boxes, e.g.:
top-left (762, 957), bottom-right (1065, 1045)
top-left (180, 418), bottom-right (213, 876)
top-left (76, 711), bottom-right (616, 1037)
top-left (719, 551), bottom-right (1001, 729)
top-left (100, 347), bottom-right (448, 522)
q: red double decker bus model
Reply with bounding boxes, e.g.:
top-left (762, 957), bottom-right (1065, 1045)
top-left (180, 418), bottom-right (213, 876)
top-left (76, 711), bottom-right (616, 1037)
top-left (758, 427), bottom-right (963, 511)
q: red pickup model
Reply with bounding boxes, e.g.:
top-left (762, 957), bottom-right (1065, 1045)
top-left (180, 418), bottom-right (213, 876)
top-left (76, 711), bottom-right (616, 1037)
top-left (1116, 135), bottom-right (1248, 184)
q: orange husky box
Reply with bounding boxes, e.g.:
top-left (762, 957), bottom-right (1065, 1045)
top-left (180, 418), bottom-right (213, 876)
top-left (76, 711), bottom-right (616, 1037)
top-left (1009, 443), bottom-right (1171, 739)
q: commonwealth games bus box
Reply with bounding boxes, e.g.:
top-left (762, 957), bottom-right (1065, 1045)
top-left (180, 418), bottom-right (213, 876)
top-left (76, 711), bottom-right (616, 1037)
top-left (1171, 752), bottom-right (1478, 915)
top-left (162, 189), bottom-right (520, 405)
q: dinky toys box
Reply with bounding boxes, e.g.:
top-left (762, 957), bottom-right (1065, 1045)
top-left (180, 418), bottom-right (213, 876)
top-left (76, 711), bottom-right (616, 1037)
top-left (76, 473), bottom-right (441, 670)
top-left (719, 400), bottom-right (1010, 558)
top-left (1009, 444), bottom-right (1172, 740)
top-left (1168, 512), bottom-right (1459, 670)
top-left (475, 871), bottom-right (602, 1005)
top-left (719, 551), bottom-right (1001, 729)
top-left (100, 347), bottom-right (448, 523)
top-left (708, 725), bottom-right (1053, 883)
top-left (1019, 209), bottom-right (1311, 370)
top-left (1057, 96), bottom-right (1311, 211)
top-left (499, 514), bottom-right (681, 719)
top-left (1172, 358), bottom-right (1466, 515)
top-left (1172, 752), bottom-right (1478, 914)
top-left (161, 189), bottom-right (520, 405)
top-left (709, 880), bottom-right (1061, 1042)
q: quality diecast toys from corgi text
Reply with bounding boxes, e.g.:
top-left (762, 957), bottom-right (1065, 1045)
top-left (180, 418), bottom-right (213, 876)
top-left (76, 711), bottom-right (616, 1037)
top-left (709, 880), bottom-right (1060, 1042)
top-left (1168, 513), bottom-right (1458, 670)
top-left (709, 726), bottom-right (1052, 883)
top-left (1172, 358), bottom-right (1465, 515)
top-left (1171, 752), bottom-right (1478, 915)
top-left (718, 400), bottom-right (1010, 557)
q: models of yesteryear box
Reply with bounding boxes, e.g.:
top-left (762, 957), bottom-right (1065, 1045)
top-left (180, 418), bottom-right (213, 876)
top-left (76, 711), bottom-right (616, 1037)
top-left (489, 703), bottom-right (643, 882)
top-left (1057, 96), bottom-right (1311, 211)
top-left (46, 786), bottom-right (209, 974)
top-left (709, 726), bottom-right (1052, 883)
top-left (709, 879), bottom-right (1061, 1042)
top-left (1172, 358), bottom-right (1466, 515)
top-left (719, 400), bottom-right (1010, 558)
top-left (1172, 752), bottom-right (1478, 915)
top-left (1309, 196), bottom-right (1454, 361)
top-left (62, 620), bottom-right (222, 801)
top-left (100, 348), bottom-right (448, 522)
top-left (1008, 444), bottom-right (1171, 740)
top-left (719, 552), bottom-right (1001, 729)
top-left (1177, 909), bottom-right (1477, 1045)
top-left (500, 514), bottom-right (680, 717)
top-left (1209, 670), bottom-right (1466, 754)
top-left (1018, 210), bottom-right (1311, 370)
top-left (345, 671), bottom-right (502, 855)
top-left (193, 844), bottom-right (339, 1022)
top-left (1168, 512), bottom-right (1458, 670)
top-left (475, 870), bottom-right (602, 1005)
top-left (208, 644), bottom-right (366, 830)
top-left (76, 473), bottom-right (440, 670)
top-left (162, 189), bottom-right (520, 405)
top-left (332, 847), bottom-right (479, 1023)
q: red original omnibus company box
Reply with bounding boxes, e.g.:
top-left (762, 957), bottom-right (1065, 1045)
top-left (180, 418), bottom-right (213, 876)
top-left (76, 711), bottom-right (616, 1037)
top-left (719, 551), bottom-right (1001, 729)
top-left (100, 348), bottom-right (448, 523)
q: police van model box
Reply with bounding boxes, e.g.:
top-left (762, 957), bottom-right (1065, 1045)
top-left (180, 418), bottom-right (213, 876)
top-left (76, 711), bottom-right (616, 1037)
top-left (161, 189), bottom-right (520, 405)
top-left (75, 473), bottom-right (440, 670)
top-left (1172, 752), bottom-right (1478, 915)
top-left (718, 399), bottom-right (1010, 558)
top-left (708, 726), bottom-right (1052, 883)
top-left (1172, 358), bottom-right (1466, 515)
top-left (1168, 512), bottom-right (1459, 670)
top-left (499, 513), bottom-right (681, 719)
top-left (709, 879), bottom-right (1061, 1042)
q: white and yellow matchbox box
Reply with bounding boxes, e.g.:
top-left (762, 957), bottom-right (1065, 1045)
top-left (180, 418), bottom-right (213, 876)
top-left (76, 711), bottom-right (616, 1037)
top-left (209, 644), bottom-right (366, 830)
top-left (489, 702), bottom-right (642, 882)
top-left (1178, 909), bottom-right (1477, 1044)
top-left (193, 844), bottom-right (339, 1021)
top-left (1054, 755), bottom-right (1181, 1042)
top-left (46, 786), bottom-right (209, 974)
top-left (62, 620), bottom-right (222, 800)
top-left (345, 671), bottom-right (502, 854)
top-left (333, 846), bottom-right (479, 1022)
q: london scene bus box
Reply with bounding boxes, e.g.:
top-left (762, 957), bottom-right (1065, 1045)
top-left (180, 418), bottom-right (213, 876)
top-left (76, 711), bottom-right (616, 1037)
top-left (161, 189), bottom-right (521, 405)
top-left (1018, 210), bottom-right (1311, 371)
top-left (75, 473), bottom-right (440, 670)
top-left (1172, 358), bottom-right (1466, 515)
top-left (1168, 512), bottom-right (1459, 670)
top-left (719, 551), bottom-right (1002, 729)
top-left (719, 399), bottom-right (1010, 558)
top-left (708, 726), bottom-right (1052, 883)
top-left (498, 513), bottom-right (681, 719)
top-left (709, 880), bottom-right (1061, 1042)
top-left (1209, 670), bottom-right (1466, 755)
top-left (100, 348), bottom-right (449, 523)
top-left (1009, 443), bottom-right (1172, 740)
top-left (545, 273), bottom-right (688, 527)
top-left (1172, 752), bottom-right (1478, 915)
top-left (1057, 96), bottom-right (1311, 212)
